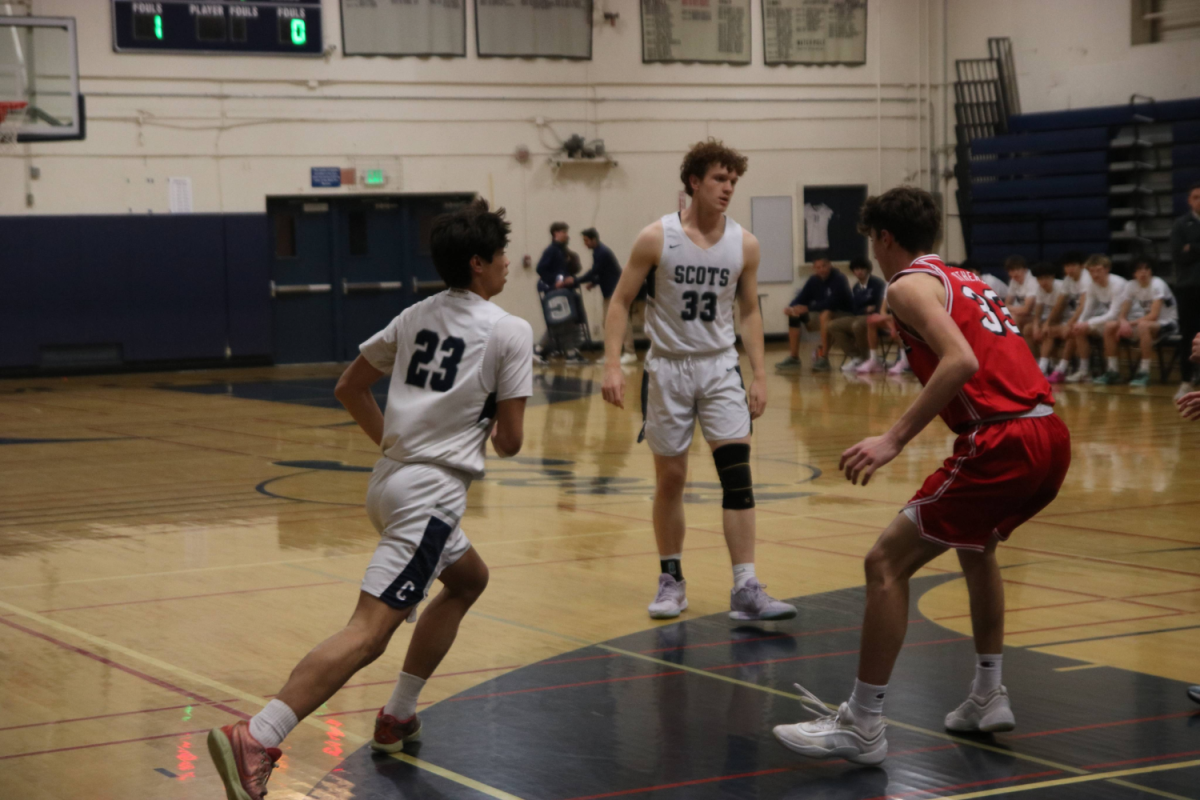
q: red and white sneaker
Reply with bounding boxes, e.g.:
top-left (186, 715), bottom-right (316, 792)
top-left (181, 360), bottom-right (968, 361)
top-left (371, 709), bottom-right (422, 753)
top-left (207, 721), bottom-right (282, 800)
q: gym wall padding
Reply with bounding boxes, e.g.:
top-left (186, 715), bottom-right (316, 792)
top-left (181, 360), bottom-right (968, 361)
top-left (0, 214), bottom-right (271, 369)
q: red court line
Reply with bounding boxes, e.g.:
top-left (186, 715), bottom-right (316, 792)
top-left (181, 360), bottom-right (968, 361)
top-left (316, 700), bottom-right (434, 718)
top-left (1082, 749), bottom-right (1200, 770)
top-left (34, 581), bottom-right (342, 614)
top-left (1124, 586), bottom-right (1200, 599)
top-left (1041, 498), bottom-right (1200, 518)
top-left (863, 770), bottom-right (1062, 800)
top-left (490, 544), bottom-right (727, 571)
top-left (705, 636), bottom-right (971, 671)
top-left (1011, 710), bottom-right (1198, 740)
top-left (932, 598), bottom-right (1102, 622)
top-left (336, 664), bottom-right (523, 691)
top-left (1028, 519), bottom-right (1198, 546)
top-left (1003, 544), bottom-right (1200, 579)
top-left (0, 699), bottom-right (241, 733)
top-left (1007, 610), bottom-right (1185, 637)
top-left (541, 654), bottom-right (623, 666)
top-left (0, 727), bottom-right (210, 761)
top-left (0, 617), bottom-right (250, 721)
top-left (768, 539), bottom-right (955, 574)
top-left (447, 671), bottom-right (685, 702)
top-left (638, 620), bottom-right (927, 655)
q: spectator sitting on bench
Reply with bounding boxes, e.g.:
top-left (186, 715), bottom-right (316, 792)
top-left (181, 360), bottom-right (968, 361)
top-left (1047, 251), bottom-right (1091, 383)
top-left (1067, 254), bottom-right (1128, 383)
top-left (1004, 255), bottom-right (1037, 332)
top-left (1029, 261), bottom-right (1064, 375)
top-left (1096, 256), bottom-right (1180, 386)
top-left (775, 254), bottom-right (852, 373)
top-left (828, 257), bottom-right (885, 373)
top-left (535, 221), bottom-right (585, 363)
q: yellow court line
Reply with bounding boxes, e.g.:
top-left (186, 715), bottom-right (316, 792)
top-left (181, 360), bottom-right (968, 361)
top-left (931, 759), bottom-right (1200, 800)
top-left (0, 598), bottom-right (526, 800)
top-left (1053, 663), bottom-right (1104, 672)
top-left (1105, 778), bottom-right (1196, 800)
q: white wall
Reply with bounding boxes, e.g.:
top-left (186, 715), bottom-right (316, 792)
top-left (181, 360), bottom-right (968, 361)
top-left (1, 0), bottom-right (950, 338)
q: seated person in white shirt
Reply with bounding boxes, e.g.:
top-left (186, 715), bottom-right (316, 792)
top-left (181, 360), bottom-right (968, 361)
top-left (1067, 254), bottom-right (1128, 383)
top-left (1047, 252), bottom-right (1091, 384)
top-left (1097, 257), bottom-right (1180, 386)
top-left (1005, 255), bottom-right (1037, 332)
top-left (1028, 261), bottom-right (1064, 375)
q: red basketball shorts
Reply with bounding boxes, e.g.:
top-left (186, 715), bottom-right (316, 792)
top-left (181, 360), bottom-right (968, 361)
top-left (904, 413), bottom-right (1071, 552)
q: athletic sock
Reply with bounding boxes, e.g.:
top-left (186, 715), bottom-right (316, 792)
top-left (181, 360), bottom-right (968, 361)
top-left (1038, 357), bottom-right (1050, 372)
top-left (1138, 358), bottom-right (1151, 375)
top-left (1107, 356), bottom-right (1119, 372)
top-left (383, 671), bottom-right (427, 721)
top-left (972, 653), bottom-right (1003, 697)
top-left (848, 679), bottom-right (887, 732)
top-left (868, 348), bottom-right (879, 361)
top-left (732, 562), bottom-right (756, 590)
top-left (1056, 358), bottom-right (1070, 373)
top-left (249, 699), bottom-right (299, 749)
top-left (660, 554), bottom-right (683, 581)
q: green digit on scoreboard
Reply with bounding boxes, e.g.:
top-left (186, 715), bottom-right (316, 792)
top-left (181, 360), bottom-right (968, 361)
top-left (290, 18), bottom-right (307, 46)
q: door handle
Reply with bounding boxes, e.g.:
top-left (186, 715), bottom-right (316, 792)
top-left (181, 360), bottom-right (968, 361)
top-left (412, 278), bottom-right (447, 293)
top-left (342, 280), bottom-right (405, 294)
top-left (271, 281), bottom-right (332, 298)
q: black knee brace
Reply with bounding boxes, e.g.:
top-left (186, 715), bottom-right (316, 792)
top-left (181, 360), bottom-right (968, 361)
top-left (713, 443), bottom-right (754, 510)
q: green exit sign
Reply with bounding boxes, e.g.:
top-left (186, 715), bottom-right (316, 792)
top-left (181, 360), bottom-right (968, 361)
top-left (364, 169), bottom-right (386, 186)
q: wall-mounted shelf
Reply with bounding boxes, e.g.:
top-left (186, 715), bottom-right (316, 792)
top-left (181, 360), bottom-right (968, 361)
top-left (549, 156), bottom-right (618, 172)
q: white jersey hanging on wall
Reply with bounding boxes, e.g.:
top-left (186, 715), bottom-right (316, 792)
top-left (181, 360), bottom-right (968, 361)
top-left (804, 203), bottom-right (834, 250)
top-left (645, 212), bottom-right (744, 357)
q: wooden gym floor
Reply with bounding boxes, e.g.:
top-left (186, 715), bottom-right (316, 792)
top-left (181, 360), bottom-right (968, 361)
top-left (1, 347), bottom-right (1198, 799)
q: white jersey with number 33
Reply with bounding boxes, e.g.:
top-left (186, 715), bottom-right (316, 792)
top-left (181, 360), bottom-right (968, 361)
top-left (645, 212), bottom-right (744, 358)
top-left (359, 289), bottom-right (533, 479)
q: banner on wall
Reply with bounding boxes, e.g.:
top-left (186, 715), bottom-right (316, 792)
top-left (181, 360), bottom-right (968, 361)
top-left (763, 0), bottom-right (867, 66)
top-left (475, 0), bottom-right (592, 60)
top-left (641, 0), bottom-right (751, 65)
top-left (341, 0), bottom-right (467, 57)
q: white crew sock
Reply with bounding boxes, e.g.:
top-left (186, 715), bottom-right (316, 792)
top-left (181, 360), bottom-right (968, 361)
top-left (383, 671), bottom-right (427, 721)
top-left (868, 348), bottom-right (879, 361)
top-left (1107, 356), bottom-right (1119, 372)
top-left (972, 653), bottom-right (1003, 697)
top-left (1056, 358), bottom-right (1070, 373)
top-left (1038, 357), bottom-right (1050, 372)
top-left (1138, 358), bottom-right (1151, 375)
top-left (249, 699), bottom-right (298, 749)
top-left (732, 563), bottom-right (757, 590)
top-left (848, 679), bottom-right (887, 732)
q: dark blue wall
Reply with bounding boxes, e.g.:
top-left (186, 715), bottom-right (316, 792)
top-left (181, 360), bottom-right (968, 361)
top-left (0, 213), bottom-right (271, 369)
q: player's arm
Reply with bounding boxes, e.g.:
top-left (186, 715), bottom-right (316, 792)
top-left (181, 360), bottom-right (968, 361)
top-left (736, 232), bottom-right (767, 420)
top-left (840, 274), bottom-right (979, 486)
top-left (491, 398), bottom-right (527, 457)
top-left (602, 222), bottom-right (662, 409)
top-left (1049, 294), bottom-right (1068, 326)
top-left (490, 317), bottom-right (534, 457)
top-left (1143, 292), bottom-right (1164, 323)
top-left (334, 356), bottom-right (387, 446)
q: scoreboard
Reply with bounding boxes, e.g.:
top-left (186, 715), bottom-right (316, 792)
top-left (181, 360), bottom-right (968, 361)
top-left (112, 1), bottom-right (323, 56)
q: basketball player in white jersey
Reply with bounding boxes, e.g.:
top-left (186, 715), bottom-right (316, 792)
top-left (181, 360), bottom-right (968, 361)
top-left (208, 200), bottom-right (533, 800)
top-left (602, 139), bottom-right (796, 622)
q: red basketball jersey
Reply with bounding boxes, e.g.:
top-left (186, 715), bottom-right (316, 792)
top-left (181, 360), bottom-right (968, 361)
top-left (889, 255), bottom-right (1054, 433)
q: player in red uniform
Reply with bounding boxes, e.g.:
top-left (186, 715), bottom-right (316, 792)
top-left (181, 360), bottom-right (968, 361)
top-left (773, 187), bottom-right (1071, 765)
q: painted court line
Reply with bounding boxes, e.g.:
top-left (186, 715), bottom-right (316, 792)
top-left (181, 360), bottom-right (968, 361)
top-left (928, 759), bottom-right (1200, 800)
top-left (0, 598), bottom-right (528, 800)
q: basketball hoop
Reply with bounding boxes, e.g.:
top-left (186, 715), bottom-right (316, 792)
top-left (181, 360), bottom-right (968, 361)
top-left (0, 101), bottom-right (28, 152)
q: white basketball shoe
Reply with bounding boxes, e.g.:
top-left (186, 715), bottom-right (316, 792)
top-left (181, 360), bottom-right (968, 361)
top-left (648, 574), bottom-right (688, 619)
top-left (773, 684), bottom-right (888, 765)
top-left (944, 686), bottom-right (1016, 733)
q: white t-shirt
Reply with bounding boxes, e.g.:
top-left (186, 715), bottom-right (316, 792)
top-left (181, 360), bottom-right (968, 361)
top-left (1080, 274), bottom-right (1129, 323)
top-left (1061, 270), bottom-right (1092, 316)
top-left (803, 203), bottom-right (834, 250)
top-left (1123, 276), bottom-right (1178, 326)
top-left (1033, 279), bottom-right (1064, 323)
top-left (360, 289), bottom-right (533, 479)
top-left (981, 273), bottom-right (1009, 297)
top-left (1006, 272), bottom-right (1037, 306)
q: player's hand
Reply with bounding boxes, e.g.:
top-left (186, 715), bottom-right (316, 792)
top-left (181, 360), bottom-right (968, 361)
top-left (602, 365), bottom-right (626, 408)
top-left (748, 376), bottom-right (767, 420)
top-left (839, 433), bottom-right (902, 487)
top-left (489, 425), bottom-right (510, 457)
top-left (1071, 322), bottom-right (1088, 337)
top-left (1177, 391), bottom-right (1200, 420)
top-left (1118, 320), bottom-right (1133, 340)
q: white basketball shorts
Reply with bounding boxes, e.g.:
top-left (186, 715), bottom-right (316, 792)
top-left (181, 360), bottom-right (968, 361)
top-left (361, 459), bottom-right (473, 615)
top-left (640, 347), bottom-right (752, 457)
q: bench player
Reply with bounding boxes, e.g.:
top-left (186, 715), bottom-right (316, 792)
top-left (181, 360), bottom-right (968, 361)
top-left (601, 139), bottom-right (796, 622)
top-left (773, 187), bottom-right (1070, 764)
top-left (207, 200), bottom-right (533, 800)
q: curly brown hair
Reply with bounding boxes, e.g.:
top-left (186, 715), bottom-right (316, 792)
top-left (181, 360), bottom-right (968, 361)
top-left (680, 138), bottom-right (748, 196)
top-left (857, 186), bottom-right (941, 253)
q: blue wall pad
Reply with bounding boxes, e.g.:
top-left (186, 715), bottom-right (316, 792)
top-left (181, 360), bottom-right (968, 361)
top-left (1174, 168), bottom-right (1200, 191)
top-left (1173, 143), bottom-right (1200, 168)
top-left (971, 174), bottom-right (1109, 201)
top-left (1175, 121), bottom-right (1200, 144)
top-left (971, 197), bottom-right (1109, 219)
top-left (969, 151), bottom-right (1107, 179)
top-left (1008, 97), bottom-right (1200, 132)
top-left (972, 128), bottom-right (1109, 156)
top-left (223, 214), bottom-right (272, 358)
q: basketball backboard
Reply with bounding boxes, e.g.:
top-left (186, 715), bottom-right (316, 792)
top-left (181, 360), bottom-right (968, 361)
top-left (0, 16), bottom-right (83, 142)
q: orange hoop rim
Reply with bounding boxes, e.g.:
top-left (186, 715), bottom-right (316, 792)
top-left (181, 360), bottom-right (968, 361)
top-left (0, 101), bottom-right (28, 125)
